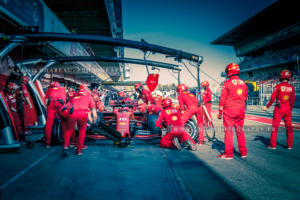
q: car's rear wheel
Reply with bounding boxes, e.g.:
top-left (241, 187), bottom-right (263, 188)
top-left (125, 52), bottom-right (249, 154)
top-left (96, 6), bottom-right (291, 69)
top-left (147, 114), bottom-right (161, 134)
top-left (184, 119), bottom-right (198, 141)
top-left (51, 118), bottom-right (63, 144)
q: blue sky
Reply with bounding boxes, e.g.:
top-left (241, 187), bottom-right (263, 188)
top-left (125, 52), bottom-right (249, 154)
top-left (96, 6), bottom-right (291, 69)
top-left (122, 0), bottom-right (276, 87)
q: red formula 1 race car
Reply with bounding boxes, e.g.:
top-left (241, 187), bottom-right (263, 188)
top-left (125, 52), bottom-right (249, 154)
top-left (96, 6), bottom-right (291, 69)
top-left (86, 99), bottom-right (163, 147)
top-left (86, 98), bottom-right (199, 147)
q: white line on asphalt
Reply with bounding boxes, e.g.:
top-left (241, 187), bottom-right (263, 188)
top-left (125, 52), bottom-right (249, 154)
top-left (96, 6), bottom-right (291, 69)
top-left (0, 146), bottom-right (58, 191)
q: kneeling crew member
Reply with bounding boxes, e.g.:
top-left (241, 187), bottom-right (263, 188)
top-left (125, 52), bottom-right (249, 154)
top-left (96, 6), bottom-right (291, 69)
top-left (155, 98), bottom-right (196, 151)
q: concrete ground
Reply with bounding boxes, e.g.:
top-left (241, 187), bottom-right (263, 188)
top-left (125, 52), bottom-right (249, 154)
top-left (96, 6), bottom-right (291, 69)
top-left (0, 113), bottom-right (299, 200)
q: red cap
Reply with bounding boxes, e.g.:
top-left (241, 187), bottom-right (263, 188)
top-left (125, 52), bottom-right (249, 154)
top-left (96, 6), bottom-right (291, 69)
top-left (118, 91), bottom-right (125, 97)
top-left (225, 63), bottom-right (240, 77)
top-left (7, 82), bottom-right (18, 93)
top-left (78, 89), bottom-right (89, 96)
top-left (177, 84), bottom-right (188, 93)
top-left (50, 81), bottom-right (60, 87)
top-left (162, 98), bottom-right (172, 108)
top-left (201, 80), bottom-right (209, 88)
top-left (280, 70), bottom-right (291, 80)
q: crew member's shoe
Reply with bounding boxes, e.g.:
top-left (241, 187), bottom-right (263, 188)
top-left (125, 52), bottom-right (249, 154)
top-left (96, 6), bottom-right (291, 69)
top-left (62, 148), bottom-right (69, 157)
top-left (75, 145), bottom-right (88, 149)
top-left (173, 137), bottom-right (182, 151)
top-left (186, 140), bottom-right (197, 151)
top-left (76, 149), bottom-right (82, 156)
top-left (241, 154), bottom-right (247, 158)
top-left (218, 153), bottom-right (233, 160)
top-left (267, 145), bottom-right (276, 149)
top-left (287, 146), bottom-right (292, 150)
top-left (46, 145), bottom-right (50, 148)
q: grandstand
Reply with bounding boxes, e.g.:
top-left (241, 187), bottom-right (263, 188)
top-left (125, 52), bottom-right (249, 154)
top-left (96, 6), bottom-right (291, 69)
top-left (211, 0), bottom-right (300, 107)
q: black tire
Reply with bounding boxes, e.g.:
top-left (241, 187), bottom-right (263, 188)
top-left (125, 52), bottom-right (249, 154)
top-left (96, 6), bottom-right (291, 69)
top-left (204, 122), bottom-right (216, 141)
top-left (51, 118), bottom-right (63, 144)
top-left (147, 114), bottom-right (161, 134)
top-left (184, 119), bottom-right (198, 141)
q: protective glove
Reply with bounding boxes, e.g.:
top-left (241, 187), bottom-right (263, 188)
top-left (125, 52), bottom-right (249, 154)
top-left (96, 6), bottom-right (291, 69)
top-left (61, 106), bottom-right (68, 112)
top-left (218, 110), bottom-right (223, 120)
top-left (58, 99), bottom-right (65, 105)
top-left (69, 106), bottom-right (74, 114)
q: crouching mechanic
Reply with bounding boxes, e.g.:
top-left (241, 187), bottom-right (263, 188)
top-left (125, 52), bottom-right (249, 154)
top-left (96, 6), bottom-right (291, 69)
top-left (263, 70), bottom-right (295, 149)
top-left (177, 84), bottom-right (204, 145)
top-left (155, 98), bottom-right (197, 151)
top-left (218, 63), bottom-right (248, 159)
top-left (62, 89), bottom-right (97, 156)
top-left (135, 83), bottom-right (154, 106)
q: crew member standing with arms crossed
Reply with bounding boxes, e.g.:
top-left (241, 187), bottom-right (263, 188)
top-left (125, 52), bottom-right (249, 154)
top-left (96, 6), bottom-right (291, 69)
top-left (263, 70), bottom-right (295, 149)
top-left (218, 63), bottom-right (248, 159)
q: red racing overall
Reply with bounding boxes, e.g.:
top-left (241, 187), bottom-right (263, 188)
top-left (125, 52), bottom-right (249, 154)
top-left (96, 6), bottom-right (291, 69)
top-left (140, 88), bottom-right (154, 105)
top-left (67, 88), bottom-right (76, 102)
top-left (219, 75), bottom-right (248, 156)
top-left (202, 87), bottom-right (212, 127)
top-left (178, 91), bottom-right (204, 144)
top-left (266, 82), bottom-right (295, 148)
top-left (19, 80), bottom-right (38, 130)
top-left (4, 91), bottom-right (23, 137)
top-left (63, 94), bottom-right (95, 151)
top-left (155, 107), bottom-right (195, 148)
top-left (45, 86), bottom-right (66, 146)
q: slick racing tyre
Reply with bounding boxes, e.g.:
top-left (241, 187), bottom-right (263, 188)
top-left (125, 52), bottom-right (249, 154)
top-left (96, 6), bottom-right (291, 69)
top-left (184, 119), bottom-right (198, 141)
top-left (147, 114), bottom-right (161, 134)
top-left (51, 118), bottom-right (63, 144)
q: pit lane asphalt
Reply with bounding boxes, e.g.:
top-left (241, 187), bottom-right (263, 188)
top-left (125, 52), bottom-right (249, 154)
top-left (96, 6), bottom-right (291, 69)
top-left (0, 114), bottom-right (299, 200)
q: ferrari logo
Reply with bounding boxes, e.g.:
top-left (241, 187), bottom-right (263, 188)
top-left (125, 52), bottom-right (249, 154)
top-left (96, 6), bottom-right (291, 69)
top-left (283, 95), bottom-right (289, 100)
top-left (153, 74), bottom-right (156, 77)
top-left (281, 86), bottom-right (286, 92)
top-left (189, 94), bottom-right (195, 97)
top-left (232, 80), bottom-right (237, 85)
top-left (172, 116), bottom-right (178, 121)
top-left (237, 89), bottom-right (243, 95)
top-left (166, 110), bottom-right (171, 115)
top-left (73, 96), bottom-right (80, 99)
